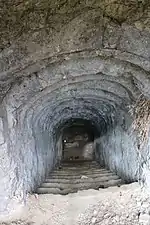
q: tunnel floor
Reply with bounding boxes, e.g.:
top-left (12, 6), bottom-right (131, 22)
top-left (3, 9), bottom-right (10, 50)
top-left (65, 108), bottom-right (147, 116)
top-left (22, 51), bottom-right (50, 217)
top-left (37, 161), bottom-right (123, 195)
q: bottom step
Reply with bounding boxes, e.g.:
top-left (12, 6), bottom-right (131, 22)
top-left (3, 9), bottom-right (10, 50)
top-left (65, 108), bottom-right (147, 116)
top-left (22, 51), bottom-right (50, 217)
top-left (37, 179), bottom-right (122, 194)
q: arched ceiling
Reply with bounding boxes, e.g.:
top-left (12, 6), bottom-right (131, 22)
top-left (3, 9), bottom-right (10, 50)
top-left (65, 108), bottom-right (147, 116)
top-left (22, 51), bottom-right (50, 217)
top-left (0, 0), bottom-right (150, 45)
top-left (0, 0), bottom-right (150, 102)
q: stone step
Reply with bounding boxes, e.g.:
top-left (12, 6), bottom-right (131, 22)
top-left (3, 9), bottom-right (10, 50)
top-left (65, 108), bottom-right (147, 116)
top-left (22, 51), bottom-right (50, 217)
top-left (61, 162), bottom-right (100, 166)
top-left (37, 179), bottom-right (122, 194)
top-left (37, 188), bottom-right (77, 195)
top-left (61, 165), bottom-right (100, 168)
top-left (55, 169), bottom-right (101, 173)
top-left (62, 160), bottom-right (96, 164)
top-left (41, 177), bottom-right (120, 189)
top-left (49, 172), bottom-right (110, 177)
top-left (61, 163), bottom-right (99, 166)
top-left (50, 169), bottom-right (109, 175)
top-left (48, 172), bottom-right (115, 179)
top-left (57, 166), bottom-right (101, 170)
top-left (44, 175), bottom-right (119, 184)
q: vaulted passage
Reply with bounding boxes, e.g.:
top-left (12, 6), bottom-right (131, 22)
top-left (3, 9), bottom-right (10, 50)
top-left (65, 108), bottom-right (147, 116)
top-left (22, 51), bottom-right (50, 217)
top-left (36, 118), bottom-right (127, 194)
top-left (0, 0), bottom-right (150, 216)
top-left (1, 49), bottom-right (149, 215)
top-left (1, 52), bottom-right (150, 213)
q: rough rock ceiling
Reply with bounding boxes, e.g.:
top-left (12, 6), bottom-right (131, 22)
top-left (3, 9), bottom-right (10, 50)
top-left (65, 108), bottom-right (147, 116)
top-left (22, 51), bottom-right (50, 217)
top-left (0, 0), bottom-right (150, 48)
top-left (0, 0), bottom-right (150, 101)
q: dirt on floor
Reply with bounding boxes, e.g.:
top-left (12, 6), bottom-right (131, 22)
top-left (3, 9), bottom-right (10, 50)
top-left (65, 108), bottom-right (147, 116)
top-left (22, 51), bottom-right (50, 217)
top-left (0, 183), bottom-right (150, 225)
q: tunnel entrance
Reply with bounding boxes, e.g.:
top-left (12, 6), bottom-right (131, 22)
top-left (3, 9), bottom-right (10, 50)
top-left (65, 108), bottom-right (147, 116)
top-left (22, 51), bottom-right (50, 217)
top-left (62, 119), bottom-right (95, 161)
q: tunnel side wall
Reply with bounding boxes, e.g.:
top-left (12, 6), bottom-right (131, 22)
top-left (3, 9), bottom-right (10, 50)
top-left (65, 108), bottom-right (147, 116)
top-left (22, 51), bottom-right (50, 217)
top-left (0, 100), bottom-right (58, 216)
top-left (0, 105), bottom-right (29, 216)
top-left (95, 125), bottom-right (139, 182)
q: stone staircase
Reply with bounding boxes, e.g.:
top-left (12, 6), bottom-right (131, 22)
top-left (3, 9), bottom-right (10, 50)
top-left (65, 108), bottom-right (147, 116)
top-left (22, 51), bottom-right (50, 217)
top-left (37, 161), bottom-right (123, 195)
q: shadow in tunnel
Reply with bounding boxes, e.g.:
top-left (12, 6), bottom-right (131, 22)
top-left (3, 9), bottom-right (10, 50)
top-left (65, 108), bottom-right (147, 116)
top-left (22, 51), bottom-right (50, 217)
top-left (62, 118), bottom-right (97, 162)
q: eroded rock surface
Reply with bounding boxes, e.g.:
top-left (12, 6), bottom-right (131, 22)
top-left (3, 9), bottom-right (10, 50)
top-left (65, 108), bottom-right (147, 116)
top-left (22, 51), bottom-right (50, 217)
top-left (0, 0), bottom-right (150, 216)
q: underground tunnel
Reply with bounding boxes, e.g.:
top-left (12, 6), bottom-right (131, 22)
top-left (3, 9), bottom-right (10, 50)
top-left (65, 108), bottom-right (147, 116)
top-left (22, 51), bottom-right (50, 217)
top-left (0, 0), bottom-right (150, 217)
top-left (0, 58), bottom-right (147, 211)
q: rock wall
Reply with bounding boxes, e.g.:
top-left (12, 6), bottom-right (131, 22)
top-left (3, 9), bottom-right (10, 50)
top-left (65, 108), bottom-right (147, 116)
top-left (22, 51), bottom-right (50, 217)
top-left (0, 0), bottom-right (150, 216)
top-left (95, 119), bottom-right (139, 182)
